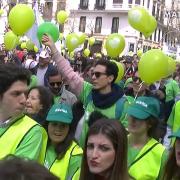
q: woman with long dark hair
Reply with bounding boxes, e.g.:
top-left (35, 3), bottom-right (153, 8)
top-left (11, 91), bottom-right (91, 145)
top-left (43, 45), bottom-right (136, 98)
top-left (80, 118), bottom-right (128, 180)
top-left (44, 103), bottom-right (83, 180)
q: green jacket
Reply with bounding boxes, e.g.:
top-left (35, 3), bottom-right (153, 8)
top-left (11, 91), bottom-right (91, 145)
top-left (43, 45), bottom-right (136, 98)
top-left (77, 82), bottom-right (129, 147)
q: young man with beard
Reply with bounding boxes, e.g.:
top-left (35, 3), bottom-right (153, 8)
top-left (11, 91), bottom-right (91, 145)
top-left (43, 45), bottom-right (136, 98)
top-left (46, 66), bottom-right (77, 106)
top-left (42, 35), bottom-right (128, 147)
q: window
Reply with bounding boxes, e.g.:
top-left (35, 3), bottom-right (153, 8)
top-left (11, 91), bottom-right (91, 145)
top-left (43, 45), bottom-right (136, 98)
top-left (143, 0), bottom-right (145, 5)
top-left (154, 29), bottom-right (157, 42)
top-left (80, 0), bottom-right (89, 9)
top-left (158, 29), bottom-right (161, 42)
top-left (140, 32), bottom-right (142, 38)
top-left (95, 17), bottom-right (102, 33)
top-left (135, 0), bottom-right (140, 4)
top-left (43, 2), bottom-right (53, 20)
top-left (152, 5), bottom-right (156, 16)
top-left (113, 0), bottom-right (123, 3)
top-left (111, 17), bottom-right (119, 33)
top-left (96, 0), bottom-right (105, 6)
top-left (128, 0), bottom-right (133, 4)
top-left (79, 16), bottom-right (86, 32)
top-left (147, 0), bottom-right (150, 8)
top-left (129, 43), bottom-right (134, 52)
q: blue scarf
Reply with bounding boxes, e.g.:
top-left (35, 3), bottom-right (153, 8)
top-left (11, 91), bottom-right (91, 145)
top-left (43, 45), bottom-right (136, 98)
top-left (92, 84), bottom-right (124, 109)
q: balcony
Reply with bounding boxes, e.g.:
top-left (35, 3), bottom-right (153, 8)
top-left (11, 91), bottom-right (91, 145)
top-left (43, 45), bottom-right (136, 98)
top-left (94, 3), bottom-right (106, 10)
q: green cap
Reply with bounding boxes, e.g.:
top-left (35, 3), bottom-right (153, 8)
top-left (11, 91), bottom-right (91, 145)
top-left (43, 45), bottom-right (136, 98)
top-left (127, 96), bottom-right (160, 120)
top-left (46, 103), bottom-right (73, 124)
top-left (169, 129), bottom-right (180, 139)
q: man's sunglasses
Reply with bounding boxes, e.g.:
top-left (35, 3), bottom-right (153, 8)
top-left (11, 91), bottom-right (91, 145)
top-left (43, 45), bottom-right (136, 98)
top-left (49, 82), bottom-right (62, 87)
top-left (92, 72), bottom-right (107, 78)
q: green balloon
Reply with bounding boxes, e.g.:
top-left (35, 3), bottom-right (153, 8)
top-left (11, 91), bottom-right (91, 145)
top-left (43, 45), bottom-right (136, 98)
top-left (37, 22), bottom-right (59, 42)
top-left (128, 7), bottom-right (149, 34)
top-left (8, 4), bottom-right (35, 35)
top-left (105, 33), bottom-right (125, 58)
top-left (138, 49), bottom-right (168, 84)
top-left (66, 33), bottom-right (79, 52)
top-left (4, 31), bottom-right (18, 50)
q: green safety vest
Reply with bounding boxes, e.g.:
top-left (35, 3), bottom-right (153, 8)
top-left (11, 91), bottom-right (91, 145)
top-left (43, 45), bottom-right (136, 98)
top-left (0, 115), bottom-right (47, 164)
top-left (172, 101), bottom-right (180, 133)
top-left (129, 138), bottom-right (165, 180)
top-left (49, 141), bottom-right (83, 180)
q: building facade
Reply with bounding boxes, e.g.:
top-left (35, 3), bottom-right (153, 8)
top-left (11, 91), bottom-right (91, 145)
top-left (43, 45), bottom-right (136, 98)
top-left (0, 0), bottom-right (179, 57)
top-left (64, 0), bottom-right (179, 56)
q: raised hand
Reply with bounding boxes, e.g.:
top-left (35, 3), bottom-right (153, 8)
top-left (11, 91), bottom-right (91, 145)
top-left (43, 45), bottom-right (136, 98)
top-left (42, 34), bottom-right (57, 53)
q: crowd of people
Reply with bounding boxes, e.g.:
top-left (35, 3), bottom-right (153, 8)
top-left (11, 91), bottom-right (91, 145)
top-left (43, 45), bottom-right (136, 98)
top-left (0, 34), bottom-right (180, 180)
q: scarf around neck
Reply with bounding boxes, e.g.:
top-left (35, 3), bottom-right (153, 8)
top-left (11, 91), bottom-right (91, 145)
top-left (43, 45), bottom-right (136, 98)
top-left (92, 84), bottom-right (124, 109)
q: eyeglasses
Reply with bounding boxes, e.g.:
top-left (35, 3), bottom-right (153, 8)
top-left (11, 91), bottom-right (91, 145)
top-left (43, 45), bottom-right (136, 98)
top-left (49, 82), bottom-right (62, 87)
top-left (92, 72), bottom-right (107, 78)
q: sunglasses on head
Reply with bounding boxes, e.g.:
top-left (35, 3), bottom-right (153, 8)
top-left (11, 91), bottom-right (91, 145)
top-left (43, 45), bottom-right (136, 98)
top-left (92, 72), bottom-right (107, 78)
top-left (49, 82), bottom-right (62, 87)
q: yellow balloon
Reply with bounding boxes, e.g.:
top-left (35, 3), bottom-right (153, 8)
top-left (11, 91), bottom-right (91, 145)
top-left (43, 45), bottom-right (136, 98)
top-left (83, 48), bottom-right (90, 57)
top-left (8, 4), bottom-right (35, 35)
top-left (70, 51), bottom-right (75, 59)
top-left (76, 32), bottom-right (87, 45)
top-left (66, 33), bottom-right (79, 52)
top-left (21, 42), bottom-right (27, 49)
top-left (143, 15), bottom-right (157, 38)
top-left (96, 53), bottom-right (102, 58)
top-left (166, 57), bottom-right (176, 76)
top-left (4, 31), bottom-right (18, 50)
top-left (57, 10), bottom-right (69, 24)
top-left (88, 37), bottom-right (95, 46)
top-left (105, 33), bottom-right (125, 58)
top-left (34, 45), bottom-right (38, 53)
top-left (59, 33), bottom-right (64, 40)
top-left (128, 7), bottom-right (150, 34)
top-left (138, 49), bottom-right (168, 84)
top-left (26, 40), bottom-right (34, 50)
top-left (111, 60), bottom-right (125, 83)
top-left (0, 9), bottom-right (4, 16)
top-left (137, 49), bottom-right (143, 57)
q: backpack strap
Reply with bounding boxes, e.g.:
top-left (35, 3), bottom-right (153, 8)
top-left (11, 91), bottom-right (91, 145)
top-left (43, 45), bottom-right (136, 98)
top-left (128, 142), bottom-right (159, 168)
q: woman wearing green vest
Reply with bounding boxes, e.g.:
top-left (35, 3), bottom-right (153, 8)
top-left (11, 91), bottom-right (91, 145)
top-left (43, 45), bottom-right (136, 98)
top-left (163, 129), bottom-right (180, 179)
top-left (126, 96), bottom-right (167, 180)
top-left (44, 103), bottom-right (83, 180)
top-left (80, 118), bottom-right (129, 180)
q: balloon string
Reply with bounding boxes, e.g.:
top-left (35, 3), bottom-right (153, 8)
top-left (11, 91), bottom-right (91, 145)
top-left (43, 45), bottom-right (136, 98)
top-left (134, 81), bottom-right (144, 101)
